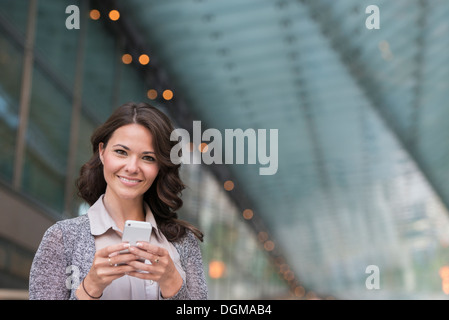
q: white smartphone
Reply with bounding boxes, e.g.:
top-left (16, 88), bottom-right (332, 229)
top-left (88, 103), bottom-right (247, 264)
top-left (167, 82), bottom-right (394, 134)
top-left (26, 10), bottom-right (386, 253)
top-left (121, 220), bottom-right (152, 253)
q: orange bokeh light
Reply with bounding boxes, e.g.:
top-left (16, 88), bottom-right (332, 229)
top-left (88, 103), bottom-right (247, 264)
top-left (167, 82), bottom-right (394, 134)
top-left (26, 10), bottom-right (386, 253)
top-left (294, 286), bottom-right (305, 298)
top-left (147, 89), bottom-right (157, 100)
top-left (440, 266), bottom-right (449, 278)
top-left (264, 240), bottom-right (275, 251)
top-left (243, 209), bottom-right (253, 220)
top-left (162, 89), bottom-right (174, 100)
top-left (440, 266), bottom-right (449, 294)
top-left (209, 260), bottom-right (226, 279)
top-left (224, 180), bottom-right (234, 191)
top-left (199, 143), bottom-right (208, 153)
top-left (109, 10), bottom-right (120, 21)
top-left (139, 54), bottom-right (150, 65)
top-left (121, 54), bottom-right (132, 64)
top-left (89, 9), bottom-right (100, 20)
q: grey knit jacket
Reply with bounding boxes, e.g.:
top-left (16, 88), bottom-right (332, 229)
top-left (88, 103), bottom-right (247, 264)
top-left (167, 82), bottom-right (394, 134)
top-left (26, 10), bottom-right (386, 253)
top-left (29, 214), bottom-right (208, 300)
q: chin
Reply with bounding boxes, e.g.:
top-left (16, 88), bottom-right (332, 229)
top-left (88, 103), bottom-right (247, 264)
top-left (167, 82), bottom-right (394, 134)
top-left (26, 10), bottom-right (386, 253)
top-left (115, 190), bottom-right (145, 201)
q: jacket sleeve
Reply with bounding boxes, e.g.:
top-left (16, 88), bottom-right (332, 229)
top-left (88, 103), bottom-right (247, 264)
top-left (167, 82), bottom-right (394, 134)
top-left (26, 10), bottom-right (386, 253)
top-left (29, 223), bottom-right (71, 300)
top-left (162, 230), bottom-right (208, 300)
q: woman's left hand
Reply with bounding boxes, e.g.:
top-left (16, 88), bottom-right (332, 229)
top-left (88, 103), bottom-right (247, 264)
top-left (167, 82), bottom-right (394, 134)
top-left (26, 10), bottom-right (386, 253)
top-left (127, 242), bottom-right (183, 298)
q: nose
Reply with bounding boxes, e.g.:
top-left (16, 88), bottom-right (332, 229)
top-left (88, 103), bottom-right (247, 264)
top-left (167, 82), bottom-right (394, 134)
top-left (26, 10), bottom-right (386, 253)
top-left (124, 156), bottom-right (139, 174)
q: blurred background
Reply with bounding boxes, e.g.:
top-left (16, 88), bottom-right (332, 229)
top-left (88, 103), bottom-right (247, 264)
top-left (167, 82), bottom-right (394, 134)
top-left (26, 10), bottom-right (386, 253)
top-left (1, 0), bottom-right (449, 300)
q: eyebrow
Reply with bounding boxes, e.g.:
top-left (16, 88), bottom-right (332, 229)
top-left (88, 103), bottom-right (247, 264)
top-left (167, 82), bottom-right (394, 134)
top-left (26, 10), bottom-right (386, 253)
top-left (112, 144), bottom-right (155, 155)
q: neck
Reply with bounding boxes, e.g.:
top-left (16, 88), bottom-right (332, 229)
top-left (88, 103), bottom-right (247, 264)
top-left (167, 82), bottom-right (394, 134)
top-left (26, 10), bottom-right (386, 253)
top-left (103, 190), bottom-right (145, 231)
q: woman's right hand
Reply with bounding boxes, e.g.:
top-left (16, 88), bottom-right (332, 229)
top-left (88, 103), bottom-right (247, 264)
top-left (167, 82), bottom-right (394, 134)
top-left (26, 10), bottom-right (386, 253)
top-left (76, 242), bottom-right (138, 299)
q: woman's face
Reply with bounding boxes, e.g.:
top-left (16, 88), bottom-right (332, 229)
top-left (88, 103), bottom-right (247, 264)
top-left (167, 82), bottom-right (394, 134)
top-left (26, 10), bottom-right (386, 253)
top-left (99, 123), bottom-right (159, 203)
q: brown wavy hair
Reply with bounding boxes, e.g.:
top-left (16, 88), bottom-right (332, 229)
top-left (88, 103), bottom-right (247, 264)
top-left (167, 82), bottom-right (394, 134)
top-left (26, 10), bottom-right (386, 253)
top-left (76, 102), bottom-right (203, 242)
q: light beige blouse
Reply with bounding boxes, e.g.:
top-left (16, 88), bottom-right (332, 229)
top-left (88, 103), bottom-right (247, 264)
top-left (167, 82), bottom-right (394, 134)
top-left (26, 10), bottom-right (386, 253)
top-left (87, 195), bottom-right (185, 300)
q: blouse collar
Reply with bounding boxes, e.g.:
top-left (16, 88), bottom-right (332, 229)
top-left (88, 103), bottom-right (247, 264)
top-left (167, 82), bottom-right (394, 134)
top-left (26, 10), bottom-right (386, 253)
top-left (87, 194), bottom-right (160, 239)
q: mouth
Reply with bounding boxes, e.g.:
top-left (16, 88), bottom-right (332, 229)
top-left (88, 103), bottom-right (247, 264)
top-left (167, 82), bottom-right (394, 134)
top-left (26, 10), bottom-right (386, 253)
top-left (117, 175), bottom-right (142, 185)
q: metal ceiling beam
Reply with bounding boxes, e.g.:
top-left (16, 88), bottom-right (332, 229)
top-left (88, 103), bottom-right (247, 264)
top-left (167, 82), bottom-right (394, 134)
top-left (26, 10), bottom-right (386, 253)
top-left (408, 0), bottom-right (428, 149)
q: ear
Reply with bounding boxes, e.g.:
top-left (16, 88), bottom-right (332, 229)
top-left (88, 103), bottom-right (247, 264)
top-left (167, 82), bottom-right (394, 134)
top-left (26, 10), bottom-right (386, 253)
top-left (99, 142), bottom-right (105, 164)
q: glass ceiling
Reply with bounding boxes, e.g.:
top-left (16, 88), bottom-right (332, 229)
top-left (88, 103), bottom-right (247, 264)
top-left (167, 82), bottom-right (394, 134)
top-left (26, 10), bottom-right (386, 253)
top-left (114, 0), bottom-right (449, 298)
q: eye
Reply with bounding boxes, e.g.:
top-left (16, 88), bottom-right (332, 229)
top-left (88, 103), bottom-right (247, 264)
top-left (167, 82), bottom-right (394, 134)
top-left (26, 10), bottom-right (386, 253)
top-left (142, 155), bottom-right (156, 162)
top-left (114, 149), bottom-right (127, 156)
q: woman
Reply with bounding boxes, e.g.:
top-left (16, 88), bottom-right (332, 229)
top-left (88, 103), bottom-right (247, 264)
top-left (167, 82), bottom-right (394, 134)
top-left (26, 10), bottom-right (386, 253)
top-left (29, 102), bottom-right (207, 300)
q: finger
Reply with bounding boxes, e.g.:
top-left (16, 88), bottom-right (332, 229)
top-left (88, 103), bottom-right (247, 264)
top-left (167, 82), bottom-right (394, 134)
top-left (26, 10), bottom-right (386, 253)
top-left (136, 242), bottom-right (166, 256)
top-left (128, 246), bottom-right (164, 265)
top-left (97, 243), bottom-right (130, 258)
top-left (129, 257), bottom-right (168, 276)
top-left (107, 264), bottom-right (137, 276)
top-left (127, 258), bottom-right (158, 269)
top-left (108, 252), bottom-right (139, 266)
top-left (127, 270), bottom-right (156, 281)
top-left (91, 261), bottom-right (136, 285)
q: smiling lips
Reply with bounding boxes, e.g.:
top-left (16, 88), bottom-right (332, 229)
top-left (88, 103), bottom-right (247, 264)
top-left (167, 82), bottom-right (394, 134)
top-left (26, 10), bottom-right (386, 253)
top-left (118, 175), bottom-right (142, 186)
